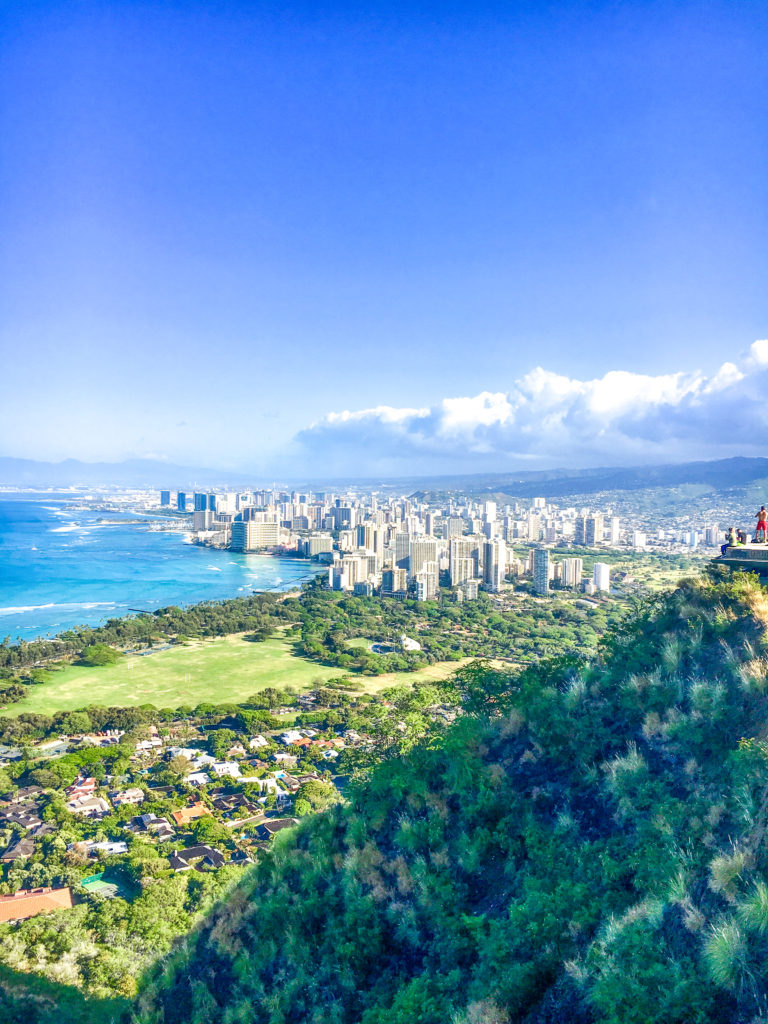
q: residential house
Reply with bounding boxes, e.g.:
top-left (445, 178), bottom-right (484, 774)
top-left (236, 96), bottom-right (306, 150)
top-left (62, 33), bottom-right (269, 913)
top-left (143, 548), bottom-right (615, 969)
top-left (124, 813), bottom-right (175, 841)
top-left (169, 845), bottom-right (226, 872)
top-left (211, 761), bottom-right (242, 779)
top-left (0, 887), bottom-right (73, 923)
top-left (248, 735), bottom-right (269, 750)
top-left (10, 786), bottom-right (45, 803)
top-left (0, 807), bottom-right (43, 831)
top-left (188, 771), bottom-right (211, 787)
top-left (66, 777), bottom-right (97, 801)
top-left (0, 838), bottom-right (35, 862)
top-left (67, 840), bottom-right (129, 857)
top-left (68, 795), bottom-right (111, 819)
top-left (256, 818), bottom-right (298, 841)
top-left (111, 787), bottom-right (145, 806)
top-left (171, 801), bottom-right (209, 827)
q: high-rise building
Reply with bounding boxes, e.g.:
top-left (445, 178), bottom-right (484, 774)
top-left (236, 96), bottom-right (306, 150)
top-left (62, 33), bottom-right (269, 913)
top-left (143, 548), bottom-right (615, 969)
top-left (193, 492), bottom-right (208, 512)
top-left (299, 535), bottom-right (334, 558)
top-left (561, 557), bottom-right (583, 588)
top-left (193, 509), bottom-right (214, 531)
top-left (394, 532), bottom-right (411, 572)
top-left (593, 562), bottom-right (610, 592)
top-left (608, 516), bottom-right (620, 545)
top-left (410, 537), bottom-right (437, 577)
top-left (415, 565), bottom-right (438, 601)
top-left (533, 548), bottom-right (550, 595)
top-left (176, 492), bottom-right (187, 512)
top-left (230, 520), bottom-right (280, 552)
top-left (381, 567), bottom-right (408, 596)
top-left (445, 517), bottom-right (465, 539)
top-left (160, 490), bottom-right (171, 506)
top-left (483, 538), bottom-right (507, 592)
top-left (527, 513), bottom-right (542, 542)
top-left (575, 514), bottom-right (604, 546)
top-left (449, 538), bottom-right (475, 587)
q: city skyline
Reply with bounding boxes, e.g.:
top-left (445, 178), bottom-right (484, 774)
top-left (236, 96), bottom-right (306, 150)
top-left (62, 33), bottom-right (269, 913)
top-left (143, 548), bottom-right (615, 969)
top-left (1, 0), bottom-right (766, 474)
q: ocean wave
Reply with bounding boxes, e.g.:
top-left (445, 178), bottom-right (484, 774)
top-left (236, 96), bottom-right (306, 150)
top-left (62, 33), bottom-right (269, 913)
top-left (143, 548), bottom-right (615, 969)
top-left (208, 566), bottom-right (222, 572)
top-left (0, 601), bottom-right (117, 616)
top-left (50, 524), bottom-right (84, 533)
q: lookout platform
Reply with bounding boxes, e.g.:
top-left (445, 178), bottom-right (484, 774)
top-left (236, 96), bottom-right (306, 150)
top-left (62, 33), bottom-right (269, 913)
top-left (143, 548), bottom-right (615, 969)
top-left (717, 544), bottom-right (768, 575)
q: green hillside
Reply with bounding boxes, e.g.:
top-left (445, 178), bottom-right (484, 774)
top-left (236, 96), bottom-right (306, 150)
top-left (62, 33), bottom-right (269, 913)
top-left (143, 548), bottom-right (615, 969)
top-left (130, 569), bottom-right (768, 1024)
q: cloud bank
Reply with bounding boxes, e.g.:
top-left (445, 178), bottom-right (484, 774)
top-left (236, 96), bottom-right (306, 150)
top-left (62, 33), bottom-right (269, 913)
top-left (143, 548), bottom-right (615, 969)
top-left (294, 341), bottom-right (768, 474)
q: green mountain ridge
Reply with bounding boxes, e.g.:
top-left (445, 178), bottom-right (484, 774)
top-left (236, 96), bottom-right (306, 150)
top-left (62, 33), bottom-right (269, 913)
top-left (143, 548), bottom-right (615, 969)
top-left (123, 569), bottom-right (768, 1024)
top-left (4, 569), bottom-right (768, 1022)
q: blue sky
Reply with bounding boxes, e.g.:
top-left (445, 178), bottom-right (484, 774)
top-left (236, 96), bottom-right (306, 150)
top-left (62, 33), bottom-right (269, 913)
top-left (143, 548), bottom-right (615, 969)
top-left (0, 0), bottom-right (766, 477)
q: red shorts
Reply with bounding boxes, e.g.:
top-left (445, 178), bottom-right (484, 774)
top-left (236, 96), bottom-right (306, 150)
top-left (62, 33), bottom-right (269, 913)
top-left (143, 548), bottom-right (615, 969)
top-left (758, 521), bottom-right (767, 532)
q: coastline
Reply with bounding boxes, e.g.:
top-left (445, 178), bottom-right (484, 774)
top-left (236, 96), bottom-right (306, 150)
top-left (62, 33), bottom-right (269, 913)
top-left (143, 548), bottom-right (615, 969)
top-left (0, 499), bottom-right (324, 643)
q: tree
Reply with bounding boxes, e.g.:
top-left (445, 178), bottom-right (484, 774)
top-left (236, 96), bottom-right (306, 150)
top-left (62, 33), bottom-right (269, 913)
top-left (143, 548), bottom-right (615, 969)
top-left (190, 816), bottom-right (230, 845)
top-left (79, 643), bottom-right (120, 667)
top-left (295, 779), bottom-right (341, 813)
top-left (168, 755), bottom-right (192, 778)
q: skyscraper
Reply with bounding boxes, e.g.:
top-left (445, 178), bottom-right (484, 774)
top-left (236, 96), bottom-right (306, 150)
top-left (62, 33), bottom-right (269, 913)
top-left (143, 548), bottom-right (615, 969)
top-left (410, 537), bottom-right (437, 577)
top-left (561, 557), bottom-right (583, 588)
top-left (483, 538), bottom-right (507, 592)
top-left (394, 532), bottom-right (410, 572)
top-left (449, 538), bottom-right (475, 587)
top-left (533, 548), bottom-right (550, 595)
top-left (176, 492), bottom-right (187, 512)
top-left (593, 562), bottom-right (610, 592)
top-left (160, 490), bottom-right (171, 506)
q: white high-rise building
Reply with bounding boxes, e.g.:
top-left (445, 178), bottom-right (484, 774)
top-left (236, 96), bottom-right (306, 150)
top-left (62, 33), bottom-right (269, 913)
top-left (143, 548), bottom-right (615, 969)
top-left (593, 562), bottom-right (610, 592)
top-left (410, 537), bottom-right (438, 577)
top-left (415, 563), bottom-right (438, 601)
top-left (483, 538), bottom-right (507, 592)
top-left (561, 557), bottom-right (583, 588)
top-left (527, 513), bottom-right (542, 542)
top-left (608, 517), bottom-right (621, 545)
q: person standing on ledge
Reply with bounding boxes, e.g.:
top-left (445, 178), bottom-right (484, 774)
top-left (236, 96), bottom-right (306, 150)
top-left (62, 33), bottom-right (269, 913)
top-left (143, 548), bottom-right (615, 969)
top-left (755, 506), bottom-right (768, 543)
top-left (722, 527), bottom-right (737, 556)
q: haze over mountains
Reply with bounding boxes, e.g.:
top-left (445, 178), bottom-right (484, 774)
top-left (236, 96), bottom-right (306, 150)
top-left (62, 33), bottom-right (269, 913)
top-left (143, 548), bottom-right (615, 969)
top-left (2, 454), bottom-right (768, 499)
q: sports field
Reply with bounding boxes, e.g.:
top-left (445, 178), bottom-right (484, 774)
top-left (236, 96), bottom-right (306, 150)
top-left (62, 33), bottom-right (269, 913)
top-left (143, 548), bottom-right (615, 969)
top-left (3, 634), bottom-right (465, 716)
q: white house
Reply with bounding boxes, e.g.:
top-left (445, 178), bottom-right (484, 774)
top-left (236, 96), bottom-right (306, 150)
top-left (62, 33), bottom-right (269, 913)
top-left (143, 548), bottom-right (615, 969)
top-left (210, 761), bottom-right (242, 779)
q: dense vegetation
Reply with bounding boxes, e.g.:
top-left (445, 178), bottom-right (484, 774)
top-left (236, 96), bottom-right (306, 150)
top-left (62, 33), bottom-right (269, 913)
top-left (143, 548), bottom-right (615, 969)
top-left (0, 582), bottom-right (623, 710)
top-left (128, 569), bottom-right (768, 1023)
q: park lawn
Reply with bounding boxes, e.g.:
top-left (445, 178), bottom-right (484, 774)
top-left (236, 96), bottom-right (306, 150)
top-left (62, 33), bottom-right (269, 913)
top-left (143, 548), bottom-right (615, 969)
top-left (2, 635), bottom-right (468, 716)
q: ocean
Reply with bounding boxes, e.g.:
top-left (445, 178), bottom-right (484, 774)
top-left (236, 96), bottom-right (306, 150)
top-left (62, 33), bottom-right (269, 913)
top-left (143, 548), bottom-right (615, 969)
top-left (0, 497), bottom-right (322, 643)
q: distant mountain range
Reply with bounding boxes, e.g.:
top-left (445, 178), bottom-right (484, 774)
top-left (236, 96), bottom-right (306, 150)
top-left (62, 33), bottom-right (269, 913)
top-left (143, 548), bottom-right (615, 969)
top-left (0, 457), bottom-right (255, 490)
top-left (2, 454), bottom-right (768, 497)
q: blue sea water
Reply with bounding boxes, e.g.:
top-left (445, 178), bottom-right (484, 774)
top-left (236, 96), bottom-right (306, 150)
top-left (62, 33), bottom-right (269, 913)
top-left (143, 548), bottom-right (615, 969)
top-left (0, 498), bottom-right (322, 642)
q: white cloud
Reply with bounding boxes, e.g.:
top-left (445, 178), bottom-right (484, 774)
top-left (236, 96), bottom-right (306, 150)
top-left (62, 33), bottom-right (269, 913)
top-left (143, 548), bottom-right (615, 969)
top-left (293, 341), bottom-right (768, 474)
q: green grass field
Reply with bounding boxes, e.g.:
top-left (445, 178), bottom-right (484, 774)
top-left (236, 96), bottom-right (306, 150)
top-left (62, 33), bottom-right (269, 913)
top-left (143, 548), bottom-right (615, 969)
top-left (4, 635), bottom-right (467, 716)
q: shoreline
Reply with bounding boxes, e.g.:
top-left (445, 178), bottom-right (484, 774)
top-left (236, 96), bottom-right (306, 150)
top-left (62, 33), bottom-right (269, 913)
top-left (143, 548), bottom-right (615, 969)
top-left (0, 501), bottom-right (325, 644)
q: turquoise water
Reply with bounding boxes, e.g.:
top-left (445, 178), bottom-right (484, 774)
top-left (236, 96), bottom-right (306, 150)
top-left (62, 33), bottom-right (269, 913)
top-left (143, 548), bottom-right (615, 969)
top-left (0, 498), bottom-right (321, 642)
